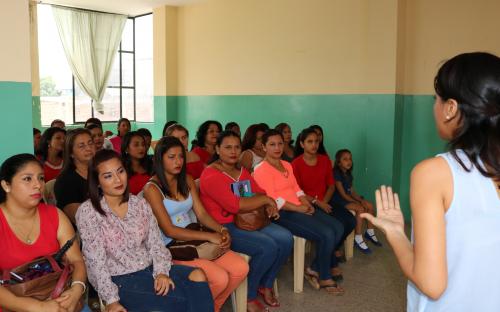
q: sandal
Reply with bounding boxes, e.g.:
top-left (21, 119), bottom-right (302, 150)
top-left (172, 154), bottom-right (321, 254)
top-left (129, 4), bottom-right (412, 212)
top-left (247, 299), bottom-right (269, 312)
top-left (257, 287), bottom-right (280, 307)
top-left (304, 268), bottom-right (320, 290)
top-left (319, 282), bottom-right (345, 296)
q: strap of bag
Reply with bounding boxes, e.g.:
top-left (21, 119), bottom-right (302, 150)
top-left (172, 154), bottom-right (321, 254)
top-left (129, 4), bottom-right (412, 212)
top-left (50, 262), bottom-right (71, 299)
top-left (46, 255), bottom-right (62, 272)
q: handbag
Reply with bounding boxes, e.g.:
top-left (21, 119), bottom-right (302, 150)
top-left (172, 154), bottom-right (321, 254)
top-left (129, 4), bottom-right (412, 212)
top-left (167, 223), bottom-right (226, 261)
top-left (234, 206), bottom-right (271, 231)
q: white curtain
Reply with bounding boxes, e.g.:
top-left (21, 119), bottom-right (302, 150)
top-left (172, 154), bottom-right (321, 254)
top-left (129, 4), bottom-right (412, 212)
top-left (51, 6), bottom-right (126, 113)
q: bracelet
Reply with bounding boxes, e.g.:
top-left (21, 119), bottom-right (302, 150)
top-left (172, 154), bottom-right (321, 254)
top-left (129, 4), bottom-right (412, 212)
top-left (71, 280), bottom-right (86, 294)
top-left (220, 227), bottom-right (228, 234)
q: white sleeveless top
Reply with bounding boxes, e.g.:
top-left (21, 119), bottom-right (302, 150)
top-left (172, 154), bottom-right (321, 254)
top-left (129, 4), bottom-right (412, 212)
top-left (407, 150), bottom-right (500, 311)
top-left (249, 150), bottom-right (263, 169)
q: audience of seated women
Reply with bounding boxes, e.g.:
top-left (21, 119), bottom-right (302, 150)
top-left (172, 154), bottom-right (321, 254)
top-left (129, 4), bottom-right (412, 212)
top-left (253, 129), bottom-right (345, 295)
top-left (121, 131), bottom-right (153, 195)
top-left (76, 149), bottom-right (214, 312)
top-left (54, 128), bottom-right (95, 224)
top-left (144, 136), bottom-right (249, 312)
top-left (0, 154), bottom-right (87, 312)
top-left (164, 124), bottom-right (206, 180)
top-left (192, 120), bottom-right (222, 165)
top-left (37, 127), bottom-right (66, 182)
top-left (199, 130), bottom-right (293, 311)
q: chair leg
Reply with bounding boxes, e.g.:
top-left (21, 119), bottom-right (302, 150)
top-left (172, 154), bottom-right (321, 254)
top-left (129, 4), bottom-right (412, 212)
top-left (345, 209), bottom-right (356, 261)
top-left (232, 253), bottom-right (250, 312)
top-left (273, 278), bottom-right (279, 298)
top-left (293, 236), bottom-right (306, 293)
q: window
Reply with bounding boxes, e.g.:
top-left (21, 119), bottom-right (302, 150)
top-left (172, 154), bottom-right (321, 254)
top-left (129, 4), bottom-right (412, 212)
top-left (38, 5), bottom-right (153, 125)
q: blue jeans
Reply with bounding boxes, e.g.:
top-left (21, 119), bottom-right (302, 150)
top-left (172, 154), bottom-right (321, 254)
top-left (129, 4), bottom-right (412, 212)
top-left (275, 208), bottom-right (344, 280)
top-left (225, 222), bottom-right (293, 300)
top-left (111, 265), bottom-right (214, 312)
top-left (328, 202), bottom-right (357, 250)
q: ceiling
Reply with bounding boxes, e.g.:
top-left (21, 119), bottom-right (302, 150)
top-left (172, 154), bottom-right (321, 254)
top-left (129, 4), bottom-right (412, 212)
top-left (39, 0), bottom-right (203, 16)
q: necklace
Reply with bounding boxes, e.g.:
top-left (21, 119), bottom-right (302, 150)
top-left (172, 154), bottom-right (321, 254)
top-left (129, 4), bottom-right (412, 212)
top-left (2, 207), bottom-right (38, 244)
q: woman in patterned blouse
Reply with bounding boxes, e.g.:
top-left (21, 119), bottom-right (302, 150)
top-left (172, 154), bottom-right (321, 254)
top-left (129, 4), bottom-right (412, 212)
top-left (76, 149), bottom-right (214, 312)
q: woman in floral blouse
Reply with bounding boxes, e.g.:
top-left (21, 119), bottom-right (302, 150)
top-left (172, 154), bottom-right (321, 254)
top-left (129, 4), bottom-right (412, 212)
top-left (76, 149), bottom-right (213, 312)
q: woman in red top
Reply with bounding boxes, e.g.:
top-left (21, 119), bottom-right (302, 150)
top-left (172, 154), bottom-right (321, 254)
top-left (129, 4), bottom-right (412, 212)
top-left (0, 154), bottom-right (86, 312)
top-left (199, 131), bottom-right (293, 311)
top-left (121, 131), bottom-right (153, 195)
top-left (191, 121), bottom-right (222, 164)
top-left (292, 127), bottom-right (356, 262)
top-left (164, 124), bottom-right (206, 180)
top-left (110, 118), bottom-right (131, 153)
top-left (38, 127), bottom-right (66, 182)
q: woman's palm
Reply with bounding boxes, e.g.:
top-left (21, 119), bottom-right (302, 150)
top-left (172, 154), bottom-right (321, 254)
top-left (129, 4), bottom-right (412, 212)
top-left (361, 186), bottom-right (405, 235)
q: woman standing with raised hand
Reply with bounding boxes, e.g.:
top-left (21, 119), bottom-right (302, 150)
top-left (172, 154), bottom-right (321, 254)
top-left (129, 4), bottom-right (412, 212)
top-left (363, 52), bottom-right (500, 311)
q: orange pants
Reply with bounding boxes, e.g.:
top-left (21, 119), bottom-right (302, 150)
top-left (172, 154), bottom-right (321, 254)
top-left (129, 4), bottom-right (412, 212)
top-left (174, 251), bottom-right (249, 312)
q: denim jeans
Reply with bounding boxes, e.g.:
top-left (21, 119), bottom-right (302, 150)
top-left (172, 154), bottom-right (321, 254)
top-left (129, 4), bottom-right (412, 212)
top-left (328, 202), bottom-right (357, 250)
top-left (111, 265), bottom-right (214, 312)
top-left (224, 222), bottom-right (293, 300)
top-left (275, 208), bottom-right (344, 280)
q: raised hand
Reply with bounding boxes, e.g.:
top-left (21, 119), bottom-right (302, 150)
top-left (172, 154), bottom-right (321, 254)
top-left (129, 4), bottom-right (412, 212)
top-left (360, 186), bottom-right (405, 235)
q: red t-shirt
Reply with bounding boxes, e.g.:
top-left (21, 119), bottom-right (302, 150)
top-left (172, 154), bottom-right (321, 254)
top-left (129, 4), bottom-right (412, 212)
top-left (199, 167), bottom-right (265, 224)
top-left (129, 172), bottom-right (151, 195)
top-left (291, 154), bottom-right (335, 201)
top-left (43, 160), bottom-right (63, 182)
top-left (186, 160), bottom-right (206, 180)
top-left (192, 147), bottom-right (212, 165)
top-left (0, 203), bottom-right (60, 270)
top-left (109, 136), bottom-right (122, 153)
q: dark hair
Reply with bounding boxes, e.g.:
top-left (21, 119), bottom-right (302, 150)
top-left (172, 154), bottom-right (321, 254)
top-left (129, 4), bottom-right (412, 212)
top-left (61, 128), bottom-right (92, 174)
top-left (84, 117), bottom-right (102, 129)
top-left (117, 118), bottom-right (131, 137)
top-left (0, 154), bottom-right (42, 203)
top-left (164, 124), bottom-right (189, 137)
top-left (38, 127), bottom-right (66, 162)
top-left (137, 128), bottom-right (152, 139)
top-left (153, 136), bottom-right (189, 199)
top-left (294, 127), bottom-right (319, 156)
top-left (241, 124), bottom-right (268, 151)
top-left (85, 124), bottom-right (101, 132)
top-left (88, 149), bottom-right (129, 216)
top-left (434, 52), bottom-right (500, 180)
top-left (225, 122), bottom-right (239, 131)
top-left (261, 129), bottom-right (284, 145)
top-left (275, 122), bottom-right (294, 146)
top-left (334, 149), bottom-right (353, 177)
top-left (50, 119), bottom-right (65, 128)
top-left (259, 123), bottom-right (270, 131)
top-left (209, 130), bottom-right (241, 164)
top-left (33, 128), bottom-right (41, 136)
top-left (121, 131), bottom-right (153, 176)
top-left (162, 120), bottom-right (178, 137)
top-left (309, 124), bottom-right (327, 155)
top-left (192, 120), bottom-right (222, 149)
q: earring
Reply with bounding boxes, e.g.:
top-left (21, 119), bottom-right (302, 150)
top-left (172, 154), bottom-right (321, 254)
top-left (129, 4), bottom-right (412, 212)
top-left (445, 116), bottom-right (451, 120)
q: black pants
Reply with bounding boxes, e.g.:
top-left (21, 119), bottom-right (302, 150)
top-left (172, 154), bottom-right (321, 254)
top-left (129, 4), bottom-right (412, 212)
top-left (328, 202), bottom-right (356, 250)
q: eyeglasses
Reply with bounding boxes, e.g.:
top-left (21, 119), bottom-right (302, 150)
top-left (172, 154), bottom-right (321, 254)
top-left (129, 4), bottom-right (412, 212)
top-left (76, 141), bottom-right (95, 150)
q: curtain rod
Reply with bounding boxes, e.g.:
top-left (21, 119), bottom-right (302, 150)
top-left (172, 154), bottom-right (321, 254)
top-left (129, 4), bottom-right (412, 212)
top-left (36, 1), bottom-right (131, 17)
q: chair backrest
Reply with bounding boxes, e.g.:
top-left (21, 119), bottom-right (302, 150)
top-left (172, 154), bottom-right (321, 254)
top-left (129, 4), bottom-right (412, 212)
top-left (43, 179), bottom-right (57, 206)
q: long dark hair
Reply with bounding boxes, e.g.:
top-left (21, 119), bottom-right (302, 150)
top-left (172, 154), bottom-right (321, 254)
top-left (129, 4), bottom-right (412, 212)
top-left (435, 52), bottom-right (500, 180)
top-left (121, 131), bottom-right (153, 176)
top-left (0, 154), bottom-right (42, 203)
top-left (275, 122), bottom-right (294, 146)
top-left (153, 136), bottom-right (190, 199)
top-left (294, 127), bottom-right (319, 156)
top-left (242, 124), bottom-right (267, 151)
top-left (88, 149), bottom-right (129, 216)
top-left (310, 124), bottom-right (327, 155)
top-left (334, 149), bottom-right (353, 178)
top-left (164, 124), bottom-right (189, 138)
top-left (61, 128), bottom-right (92, 174)
top-left (162, 120), bottom-right (178, 137)
top-left (192, 120), bottom-right (222, 149)
top-left (209, 130), bottom-right (241, 164)
top-left (38, 127), bottom-right (66, 162)
top-left (116, 118), bottom-right (131, 137)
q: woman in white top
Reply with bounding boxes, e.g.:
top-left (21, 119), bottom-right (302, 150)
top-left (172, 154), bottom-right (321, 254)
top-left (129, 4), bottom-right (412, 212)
top-left (363, 52), bottom-right (500, 311)
top-left (240, 124), bottom-right (267, 172)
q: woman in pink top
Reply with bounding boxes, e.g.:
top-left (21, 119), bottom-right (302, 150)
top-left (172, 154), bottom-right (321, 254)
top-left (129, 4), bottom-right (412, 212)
top-left (109, 118), bottom-right (131, 153)
top-left (253, 129), bottom-right (345, 295)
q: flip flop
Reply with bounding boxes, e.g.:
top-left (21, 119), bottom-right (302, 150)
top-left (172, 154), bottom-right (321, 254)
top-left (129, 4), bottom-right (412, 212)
top-left (304, 270), bottom-right (320, 290)
top-left (257, 287), bottom-right (280, 307)
top-left (319, 282), bottom-right (345, 296)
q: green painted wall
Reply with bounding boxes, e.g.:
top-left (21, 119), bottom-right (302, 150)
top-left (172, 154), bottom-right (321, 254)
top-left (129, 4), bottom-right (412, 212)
top-left (0, 82), bottom-right (34, 163)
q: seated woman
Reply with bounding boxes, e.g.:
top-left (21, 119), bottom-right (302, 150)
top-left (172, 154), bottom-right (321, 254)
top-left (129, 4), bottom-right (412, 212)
top-left (144, 136), bottom-right (249, 312)
top-left (0, 154), bottom-right (87, 312)
top-left (192, 121), bottom-right (222, 165)
top-left (121, 131), bottom-right (153, 195)
top-left (275, 123), bottom-right (295, 162)
top-left (253, 129), bottom-right (345, 294)
top-left (239, 124), bottom-right (267, 172)
top-left (33, 128), bottom-right (42, 154)
top-left (292, 127), bottom-right (356, 263)
top-left (224, 122), bottom-right (241, 137)
top-left (84, 118), bottom-right (113, 150)
top-left (86, 124), bottom-right (105, 152)
top-left (54, 128), bottom-right (96, 224)
top-left (164, 124), bottom-right (205, 180)
top-left (109, 118), bottom-right (131, 153)
top-left (37, 127), bottom-right (66, 182)
top-left (76, 149), bottom-right (214, 312)
top-left (200, 130), bottom-right (293, 312)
